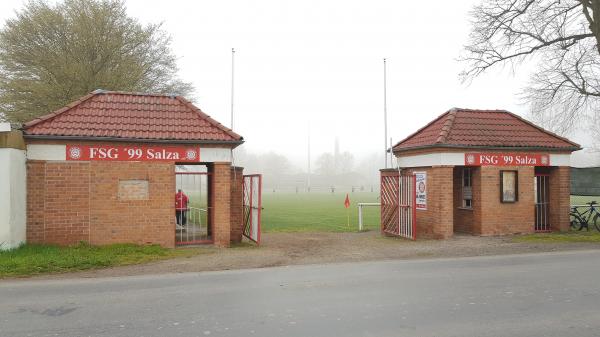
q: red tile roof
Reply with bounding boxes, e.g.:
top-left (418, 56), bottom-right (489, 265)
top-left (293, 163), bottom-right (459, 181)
top-left (23, 90), bottom-right (242, 144)
top-left (392, 108), bottom-right (580, 152)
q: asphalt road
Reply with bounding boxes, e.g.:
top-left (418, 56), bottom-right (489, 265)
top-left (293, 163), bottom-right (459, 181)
top-left (1, 250), bottom-right (600, 337)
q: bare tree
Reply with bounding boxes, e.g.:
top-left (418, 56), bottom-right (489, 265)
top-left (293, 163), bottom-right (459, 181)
top-left (461, 0), bottom-right (600, 135)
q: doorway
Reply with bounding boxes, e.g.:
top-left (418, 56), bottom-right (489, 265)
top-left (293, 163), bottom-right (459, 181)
top-left (175, 165), bottom-right (212, 245)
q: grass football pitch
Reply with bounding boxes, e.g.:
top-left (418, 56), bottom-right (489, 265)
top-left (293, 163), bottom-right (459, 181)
top-left (260, 192), bottom-right (381, 232)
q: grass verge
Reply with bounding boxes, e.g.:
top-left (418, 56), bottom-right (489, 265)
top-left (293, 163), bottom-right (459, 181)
top-left (0, 242), bottom-right (202, 278)
top-left (513, 231), bottom-right (600, 243)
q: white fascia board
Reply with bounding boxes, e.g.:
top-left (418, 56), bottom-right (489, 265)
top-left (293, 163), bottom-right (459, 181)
top-left (397, 152), bottom-right (465, 167)
top-left (27, 144), bottom-right (66, 161)
top-left (201, 148), bottom-right (232, 163)
top-left (549, 154), bottom-right (570, 166)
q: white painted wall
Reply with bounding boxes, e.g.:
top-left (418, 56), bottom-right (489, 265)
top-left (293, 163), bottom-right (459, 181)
top-left (0, 148), bottom-right (26, 250)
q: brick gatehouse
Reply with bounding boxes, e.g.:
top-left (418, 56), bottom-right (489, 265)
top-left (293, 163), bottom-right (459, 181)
top-left (22, 90), bottom-right (247, 248)
top-left (383, 108), bottom-right (580, 239)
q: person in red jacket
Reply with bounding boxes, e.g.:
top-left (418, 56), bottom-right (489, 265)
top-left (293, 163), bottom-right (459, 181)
top-left (175, 189), bottom-right (189, 226)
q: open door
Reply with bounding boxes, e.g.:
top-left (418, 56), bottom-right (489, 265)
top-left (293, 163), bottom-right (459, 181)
top-left (243, 174), bottom-right (262, 244)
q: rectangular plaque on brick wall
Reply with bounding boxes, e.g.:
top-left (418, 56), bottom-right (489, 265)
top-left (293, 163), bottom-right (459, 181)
top-left (118, 180), bottom-right (149, 200)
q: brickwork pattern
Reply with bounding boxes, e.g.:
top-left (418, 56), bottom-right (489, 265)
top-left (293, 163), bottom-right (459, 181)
top-left (26, 161), bottom-right (90, 245)
top-left (212, 163), bottom-right (231, 247)
top-left (89, 161), bottom-right (175, 247)
top-left (26, 161), bottom-right (45, 243)
top-left (549, 166), bottom-right (571, 231)
top-left (478, 166), bottom-right (535, 235)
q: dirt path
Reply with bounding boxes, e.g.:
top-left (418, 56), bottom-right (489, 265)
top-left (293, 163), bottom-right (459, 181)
top-left (30, 231), bottom-right (600, 280)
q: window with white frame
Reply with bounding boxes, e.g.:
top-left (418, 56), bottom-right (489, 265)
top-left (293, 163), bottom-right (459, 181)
top-left (462, 168), bottom-right (473, 208)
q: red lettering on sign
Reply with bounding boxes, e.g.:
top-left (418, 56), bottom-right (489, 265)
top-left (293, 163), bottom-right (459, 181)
top-left (464, 153), bottom-right (549, 166)
top-left (66, 145), bottom-right (200, 162)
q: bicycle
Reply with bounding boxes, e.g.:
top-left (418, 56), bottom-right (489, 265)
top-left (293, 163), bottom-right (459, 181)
top-left (570, 201), bottom-right (600, 231)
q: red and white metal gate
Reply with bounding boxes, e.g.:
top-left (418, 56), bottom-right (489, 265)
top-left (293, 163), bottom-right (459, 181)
top-left (243, 174), bottom-right (262, 244)
top-left (534, 174), bottom-right (551, 232)
top-left (380, 172), bottom-right (416, 240)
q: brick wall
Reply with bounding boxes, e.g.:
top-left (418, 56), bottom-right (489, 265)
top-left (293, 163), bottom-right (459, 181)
top-left (549, 166), bottom-right (571, 231)
top-left (26, 161), bottom-right (45, 243)
top-left (89, 161), bottom-right (174, 247)
top-left (26, 161), bottom-right (90, 245)
top-left (26, 160), bottom-right (175, 247)
top-left (212, 162), bottom-right (231, 247)
top-left (230, 166), bottom-right (244, 243)
top-left (478, 166), bottom-right (535, 235)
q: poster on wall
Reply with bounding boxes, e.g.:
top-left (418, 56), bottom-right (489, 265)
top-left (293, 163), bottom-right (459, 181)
top-left (414, 171), bottom-right (427, 210)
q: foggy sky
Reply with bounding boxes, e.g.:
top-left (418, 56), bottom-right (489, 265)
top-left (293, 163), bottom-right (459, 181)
top-left (0, 0), bottom-right (596, 168)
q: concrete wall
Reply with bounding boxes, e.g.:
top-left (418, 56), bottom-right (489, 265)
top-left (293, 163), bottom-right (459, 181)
top-left (0, 148), bottom-right (27, 250)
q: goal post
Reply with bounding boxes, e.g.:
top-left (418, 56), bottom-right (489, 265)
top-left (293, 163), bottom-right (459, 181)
top-left (357, 202), bottom-right (381, 231)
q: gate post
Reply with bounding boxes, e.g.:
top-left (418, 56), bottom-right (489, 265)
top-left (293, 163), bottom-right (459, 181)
top-left (213, 162), bottom-right (231, 247)
top-left (549, 166), bottom-right (571, 232)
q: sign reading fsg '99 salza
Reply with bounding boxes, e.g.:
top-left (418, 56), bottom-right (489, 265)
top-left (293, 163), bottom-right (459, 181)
top-left (464, 153), bottom-right (549, 166)
top-left (66, 145), bottom-right (200, 162)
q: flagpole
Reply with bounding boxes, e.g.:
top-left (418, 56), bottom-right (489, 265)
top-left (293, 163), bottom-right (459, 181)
top-left (347, 208), bottom-right (350, 227)
top-left (383, 58), bottom-right (388, 169)
top-left (230, 48), bottom-right (235, 130)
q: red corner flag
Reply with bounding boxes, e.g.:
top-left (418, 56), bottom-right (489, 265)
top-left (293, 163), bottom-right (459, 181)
top-left (344, 193), bottom-right (350, 208)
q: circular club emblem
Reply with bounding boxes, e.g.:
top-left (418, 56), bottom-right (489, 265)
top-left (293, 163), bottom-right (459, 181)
top-left (541, 155), bottom-right (549, 165)
top-left (465, 154), bottom-right (475, 165)
top-left (69, 146), bottom-right (82, 159)
top-left (185, 149), bottom-right (197, 160)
